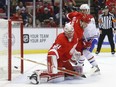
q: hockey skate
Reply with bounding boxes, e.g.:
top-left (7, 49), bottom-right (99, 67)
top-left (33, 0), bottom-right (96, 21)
top-left (91, 65), bottom-right (100, 75)
top-left (111, 51), bottom-right (115, 55)
top-left (95, 51), bottom-right (99, 55)
top-left (29, 70), bottom-right (44, 84)
top-left (29, 73), bottom-right (39, 84)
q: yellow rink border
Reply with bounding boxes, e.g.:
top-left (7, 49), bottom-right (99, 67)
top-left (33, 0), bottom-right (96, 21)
top-left (93, 48), bottom-right (115, 53)
top-left (24, 49), bottom-right (48, 54)
top-left (24, 48), bottom-right (115, 54)
top-left (0, 48), bottom-right (115, 55)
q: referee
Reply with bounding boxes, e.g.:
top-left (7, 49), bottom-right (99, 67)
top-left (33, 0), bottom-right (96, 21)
top-left (96, 6), bottom-right (116, 55)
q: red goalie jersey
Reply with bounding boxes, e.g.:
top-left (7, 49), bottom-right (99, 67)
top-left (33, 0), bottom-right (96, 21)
top-left (47, 23), bottom-right (79, 73)
top-left (48, 32), bottom-right (78, 62)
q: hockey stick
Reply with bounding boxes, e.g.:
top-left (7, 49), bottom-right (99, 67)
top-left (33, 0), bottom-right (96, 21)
top-left (15, 56), bottom-right (86, 78)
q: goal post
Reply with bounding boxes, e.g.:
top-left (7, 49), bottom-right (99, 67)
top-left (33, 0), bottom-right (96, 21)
top-left (0, 19), bottom-right (24, 81)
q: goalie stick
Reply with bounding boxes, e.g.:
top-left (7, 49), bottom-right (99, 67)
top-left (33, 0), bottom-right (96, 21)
top-left (15, 56), bottom-right (86, 78)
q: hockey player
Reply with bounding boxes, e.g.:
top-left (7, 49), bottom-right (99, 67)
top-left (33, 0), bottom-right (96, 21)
top-left (79, 4), bottom-right (99, 52)
top-left (47, 22), bottom-right (87, 79)
top-left (78, 4), bottom-right (100, 72)
top-left (67, 11), bottom-right (88, 40)
top-left (66, 9), bottom-right (90, 66)
top-left (29, 22), bottom-right (84, 84)
top-left (67, 4), bottom-right (100, 74)
top-left (47, 22), bottom-right (78, 74)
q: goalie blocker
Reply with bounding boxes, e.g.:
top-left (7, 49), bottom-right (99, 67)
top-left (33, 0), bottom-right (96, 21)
top-left (29, 56), bottom-right (83, 84)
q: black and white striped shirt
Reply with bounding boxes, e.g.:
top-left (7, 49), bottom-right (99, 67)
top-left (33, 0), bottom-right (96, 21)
top-left (98, 12), bottom-right (116, 30)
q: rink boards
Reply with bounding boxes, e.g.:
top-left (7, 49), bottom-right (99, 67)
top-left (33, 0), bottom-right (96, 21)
top-left (0, 28), bottom-right (116, 54)
top-left (23, 28), bottom-right (116, 54)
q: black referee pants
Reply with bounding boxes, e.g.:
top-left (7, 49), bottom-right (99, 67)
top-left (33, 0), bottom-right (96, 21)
top-left (96, 29), bottom-right (115, 52)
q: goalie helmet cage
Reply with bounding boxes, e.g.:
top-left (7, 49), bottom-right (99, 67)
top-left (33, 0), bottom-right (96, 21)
top-left (0, 20), bottom-right (24, 81)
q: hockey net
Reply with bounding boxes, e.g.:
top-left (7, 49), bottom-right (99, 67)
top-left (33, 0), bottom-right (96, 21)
top-left (0, 19), bottom-right (24, 81)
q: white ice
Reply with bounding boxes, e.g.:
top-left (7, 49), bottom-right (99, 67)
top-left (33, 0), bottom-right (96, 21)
top-left (0, 53), bottom-right (116, 87)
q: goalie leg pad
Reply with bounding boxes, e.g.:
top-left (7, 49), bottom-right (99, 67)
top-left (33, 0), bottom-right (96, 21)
top-left (47, 55), bottom-right (58, 74)
top-left (29, 70), bottom-right (64, 84)
top-left (47, 72), bottom-right (65, 83)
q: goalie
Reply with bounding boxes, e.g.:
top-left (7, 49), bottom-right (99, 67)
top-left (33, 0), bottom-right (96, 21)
top-left (29, 22), bottom-right (86, 84)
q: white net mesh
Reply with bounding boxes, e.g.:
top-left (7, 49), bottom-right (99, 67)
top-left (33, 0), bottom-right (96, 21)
top-left (0, 19), bottom-right (9, 80)
top-left (0, 19), bottom-right (23, 80)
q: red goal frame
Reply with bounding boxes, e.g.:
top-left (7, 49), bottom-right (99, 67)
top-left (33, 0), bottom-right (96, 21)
top-left (8, 20), bottom-right (24, 80)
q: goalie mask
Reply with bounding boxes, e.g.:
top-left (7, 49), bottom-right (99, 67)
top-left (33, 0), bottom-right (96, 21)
top-left (64, 22), bottom-right (74, 41)
top-left (80, 4), bottom-right (90, 14)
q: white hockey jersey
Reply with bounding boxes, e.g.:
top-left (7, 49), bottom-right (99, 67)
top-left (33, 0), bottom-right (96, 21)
top-left (83, 17), bottom-right (99, 40)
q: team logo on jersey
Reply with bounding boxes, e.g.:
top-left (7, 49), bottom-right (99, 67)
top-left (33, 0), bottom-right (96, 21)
top-left (53, 44), bottom-right (61, 50)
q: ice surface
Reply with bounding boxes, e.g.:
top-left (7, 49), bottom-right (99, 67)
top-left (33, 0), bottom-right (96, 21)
top-left (0, 53), bottom-right (116, 87)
